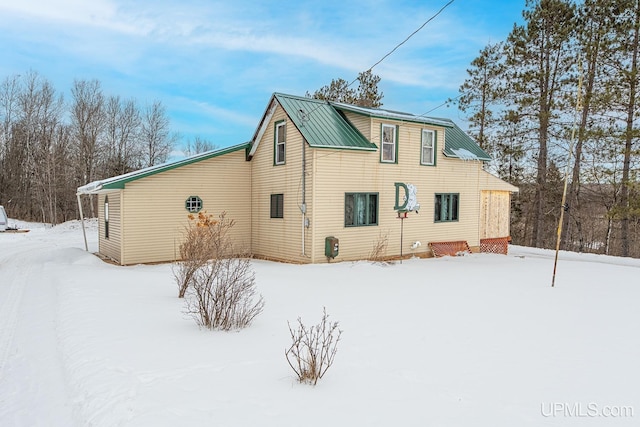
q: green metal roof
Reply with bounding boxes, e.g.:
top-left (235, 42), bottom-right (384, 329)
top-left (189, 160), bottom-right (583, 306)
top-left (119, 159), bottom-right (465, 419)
top-left (77, 142), bottom-right (250, 194)
top-left (329, 100), bottom-right (490, 161)
top-left (331, 102), bottom-right (455, 128)
top-left (273, 93), bottom-right (378, 151)
top-left (440, 120), bottom-right (491, 161)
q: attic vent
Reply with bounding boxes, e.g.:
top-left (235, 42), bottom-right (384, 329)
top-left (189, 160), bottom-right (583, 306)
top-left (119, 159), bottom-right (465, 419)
top-left (452, 148), bottom-right (479, 161)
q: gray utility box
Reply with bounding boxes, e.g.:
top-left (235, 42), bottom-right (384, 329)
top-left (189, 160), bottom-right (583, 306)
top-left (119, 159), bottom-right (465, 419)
top-left (325, 236), bottom-right (339, 259)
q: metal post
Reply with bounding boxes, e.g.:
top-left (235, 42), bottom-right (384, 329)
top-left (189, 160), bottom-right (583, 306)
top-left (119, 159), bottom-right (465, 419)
top-left (77, 193), bottom-right (89, 252)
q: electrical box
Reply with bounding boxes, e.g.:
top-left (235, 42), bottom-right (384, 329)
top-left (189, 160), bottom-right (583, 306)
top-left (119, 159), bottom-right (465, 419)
top-left (325, 236), bottom-right (339, 259)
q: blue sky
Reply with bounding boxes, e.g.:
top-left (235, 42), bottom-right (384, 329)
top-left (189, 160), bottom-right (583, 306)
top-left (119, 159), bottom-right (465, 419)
top-left (0, 0), bottom-right (525, 154)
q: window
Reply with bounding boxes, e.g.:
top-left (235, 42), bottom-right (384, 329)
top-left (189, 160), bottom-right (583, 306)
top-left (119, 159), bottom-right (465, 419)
top-left (421, 129), bottom-right (436, 165)
top-left (185, 196), bottom-right (203, 213)
top-left (434, 193), bottom-right (459, 222)
top-left (381, 124), bottom-right (397, 163)
top-left (104, 196), bottom-right (109, 239)
top-left (345, 193), bottom-right (378, 227)
top-left (270, 193), bottom-right (284, 218)
top-left (275, 121), bottom-right (286, 165)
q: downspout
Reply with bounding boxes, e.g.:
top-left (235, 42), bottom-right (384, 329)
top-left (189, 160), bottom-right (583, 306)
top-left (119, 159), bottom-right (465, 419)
top-left (77, 193), bottom-right (89, 252)
top-left (301, 140), bottom-right (307, 256)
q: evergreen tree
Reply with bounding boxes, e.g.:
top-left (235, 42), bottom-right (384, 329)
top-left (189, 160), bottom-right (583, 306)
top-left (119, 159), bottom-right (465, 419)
top-left (307, 69), bottom-right (383, 107)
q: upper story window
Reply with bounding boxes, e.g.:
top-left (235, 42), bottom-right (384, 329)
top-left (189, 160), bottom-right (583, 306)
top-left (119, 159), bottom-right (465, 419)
top-left (421, 129), bottom-right (436, 166)
top-left (381, 124), bottom-right (397, 163)
top-left (274, 121), bottom-right (286, 165)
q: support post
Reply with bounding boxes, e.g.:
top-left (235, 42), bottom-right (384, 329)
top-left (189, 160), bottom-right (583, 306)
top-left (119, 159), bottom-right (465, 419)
top-left (77, 193), bottom-right (89, 252)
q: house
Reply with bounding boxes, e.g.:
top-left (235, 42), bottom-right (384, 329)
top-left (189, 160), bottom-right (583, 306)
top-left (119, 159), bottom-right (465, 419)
top-left (77, 93), bottom-right (518, 265)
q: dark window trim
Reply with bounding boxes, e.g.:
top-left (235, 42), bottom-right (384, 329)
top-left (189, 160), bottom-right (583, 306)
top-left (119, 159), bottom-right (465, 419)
top-left (274, 120), bottom-right (286, 165)
top-left (434, 193), bottom-right (459, 223)
top-left (104, 195), bottom-right (109, 239)
top-left (420, 128), bottom-right (437, 166)
top-left (185, 196), bottom-right (203, 213)
top-left (270, 193), bottom-right (284, 218)
top-left (344, 192), bottom-right (379, 227)
top-left (380, 123), bottom-right (398, 164)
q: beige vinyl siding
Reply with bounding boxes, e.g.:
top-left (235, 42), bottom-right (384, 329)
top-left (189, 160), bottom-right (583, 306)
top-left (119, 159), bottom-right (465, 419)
top-left (308, 120), bottom-right (488, 262)
top-left (120, 150), bottom-right (251, 265)
top-left (250, 104), bottom-right (312, 263)
top-left (98, 191), bottom-right (123, 263)
top-left (480, 191), bottom-right (511, 239)
top-left (342, 111), bottom-right (372, 141)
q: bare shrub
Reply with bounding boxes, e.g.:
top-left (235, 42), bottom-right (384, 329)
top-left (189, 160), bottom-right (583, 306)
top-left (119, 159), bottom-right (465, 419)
top-left (184, 255), bottom-right (264, 330)
top-left (173, 211), bottom-right (234, 298)
top-left (368, 231), bottom-right (389, 263)
top-left (176, 211), bottom-right (264, 330)
top-left (285, 308), bottom-right (342, 385)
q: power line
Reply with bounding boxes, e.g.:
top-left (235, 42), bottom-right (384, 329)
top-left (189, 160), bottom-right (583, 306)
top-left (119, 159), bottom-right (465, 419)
top-left (375, 1), bottom-right (454, 73)
top-left (303, 0), bottom-right (455, 118)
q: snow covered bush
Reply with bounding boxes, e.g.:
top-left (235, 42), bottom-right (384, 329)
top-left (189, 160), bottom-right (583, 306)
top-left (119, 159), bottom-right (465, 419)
top-left (177, 211), bottom-right (264, 330)
top-left (285, 308), bottom-right (342, 385)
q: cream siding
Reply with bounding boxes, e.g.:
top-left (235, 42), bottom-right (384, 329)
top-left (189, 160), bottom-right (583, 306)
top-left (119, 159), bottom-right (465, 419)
top-left (250, 104), bottom-right (312, 263)
top-left (342, 111), bottom-right (372, 141)
top-left (98, 191), bottom-right (123, 263)
top-left (120, 150), bottom-right (250, 265)
top-left (308, 119), bottom-right (490, 262)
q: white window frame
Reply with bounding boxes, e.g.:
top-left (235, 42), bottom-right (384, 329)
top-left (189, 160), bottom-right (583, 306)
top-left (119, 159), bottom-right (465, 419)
top-left (421, 129), bottom-right (435, 165)
top-left (275, 121), bottom-right (286, 165)
top-left (381, 124), bottom-right (396, 163)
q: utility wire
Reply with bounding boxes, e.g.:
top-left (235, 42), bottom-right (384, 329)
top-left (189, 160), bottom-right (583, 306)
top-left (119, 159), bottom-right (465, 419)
top-left (303, 0), bottom-right (455, 117)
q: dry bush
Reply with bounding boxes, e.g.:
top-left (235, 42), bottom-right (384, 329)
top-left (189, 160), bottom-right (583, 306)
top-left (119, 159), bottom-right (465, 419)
top-left (285, 308), bottom-right (342, 385)
top-left (175, 211), bottom-right (264, 330)
top-left (184, 255), bottom-right (264, 330)
top-left (368, 231), bottom-right (389, 264)
top-left (173, 211), bottom-right (234, 298)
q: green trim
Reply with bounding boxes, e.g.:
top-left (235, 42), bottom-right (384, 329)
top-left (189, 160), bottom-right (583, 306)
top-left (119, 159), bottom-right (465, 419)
top-left (434, 193), bottom-right (460, 223)
top-left (344, 192), bottom-right (379, 227)
top-left (380, 123), bottom-right (398, 164)
top-left (100, 143), bottom-right (250, 191)
top-left (420, 128), bottom-right (437, 166)
top-left (274, 120), bottom-right (286, 166)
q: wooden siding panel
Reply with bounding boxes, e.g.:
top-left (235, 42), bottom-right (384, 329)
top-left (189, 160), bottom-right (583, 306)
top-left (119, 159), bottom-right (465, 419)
top-left (480, 191), bottom-right (511, 239)
top-left (120, 150), bottom-right (251, 265)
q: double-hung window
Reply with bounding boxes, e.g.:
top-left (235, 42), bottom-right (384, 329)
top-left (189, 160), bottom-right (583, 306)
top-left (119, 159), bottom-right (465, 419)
top-left (275, 121), bottom-right (286, 165)
top-left (421, 129), bottom-right (436, 165)
top-left (381, 124), bottom-right (397, 163)
top-left (434, 193), bottom-right (459, 222)
top-left (270, 194), bottom-right (284, 218)
top-left (345, 193), bottom-right (378, 227)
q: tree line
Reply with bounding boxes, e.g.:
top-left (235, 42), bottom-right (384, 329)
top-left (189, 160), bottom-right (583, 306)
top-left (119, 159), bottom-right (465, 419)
top-left (458, 0), bottom-right (640, 257)
top-left (0, 71), bottom-right (216, 224)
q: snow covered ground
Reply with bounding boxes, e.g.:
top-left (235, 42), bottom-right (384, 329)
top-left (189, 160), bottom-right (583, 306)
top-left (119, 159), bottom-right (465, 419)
top-left (1, 220), bottom-right (639, 427)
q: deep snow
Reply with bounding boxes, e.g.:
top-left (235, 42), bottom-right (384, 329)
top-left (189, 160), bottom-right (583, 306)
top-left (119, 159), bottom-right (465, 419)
top-left (0, 220), bottom-right (638, 426)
